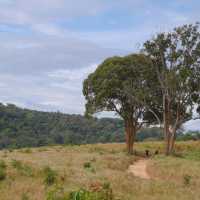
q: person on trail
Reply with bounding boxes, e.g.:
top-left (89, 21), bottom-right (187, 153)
top-left (145, 150), bottom-right (150, 157)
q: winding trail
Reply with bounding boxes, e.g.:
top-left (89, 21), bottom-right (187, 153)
top-left (128, 159), bottom-right (151, 180)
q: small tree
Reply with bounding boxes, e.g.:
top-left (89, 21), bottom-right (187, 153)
top-left (144, 23), bottom-right (200, 155)
top-left (83, 54), bottom-right (158, 154)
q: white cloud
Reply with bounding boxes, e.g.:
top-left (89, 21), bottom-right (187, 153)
top-left (0, 0), bottom-right (199, 132)
top-left (184, 120), bottom-right (200, 131)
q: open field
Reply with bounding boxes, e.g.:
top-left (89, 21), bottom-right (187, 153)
top-left (0, 141), bottom-right (199, 200)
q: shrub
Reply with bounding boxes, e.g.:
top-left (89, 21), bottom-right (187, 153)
top-left (83, 162), bottom-right (96, 173)
top-left (11, 160), bottom-right (33, 177)
top-left (22, 149), bottom-right (32, 154)
top-left (0, 168), bottom-right (6, 181)
top-left (22, 165), bottom-right (33, 177)
top-left (11, 159), bottom-right (23, 169)
top-left (67, 182), bottom-right (113, 200)
top-left (83, 162), bottom-right (91, 169)
top-left (46, 182), bottom-right (115, 200)
top-left (46, 186), bottom-right (68, 200)
top-left (21, 193), bottom-right (30, 200)
top-left (0, 160), bottom-right (6, 181)
top-left (183, 174), bottom-right (192, 185)
top-left (68, 188), bottom-right (113, 200)
top-left (43, 166), bottom-right (57, 186)
top-left (0, 160), bottom-right (7, 169)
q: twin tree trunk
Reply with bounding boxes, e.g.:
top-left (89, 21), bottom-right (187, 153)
top-left (124, 95), bottom-right (177, 155)
top-left (125, 119), bottom-right (136, 154)
top-left (163, 95), bottom-right (176, 155)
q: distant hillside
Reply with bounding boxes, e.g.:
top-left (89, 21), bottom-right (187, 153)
top-left (0, 103), bottom-right (198, 149)
top-left (0, 103), bottom-right (125, 149)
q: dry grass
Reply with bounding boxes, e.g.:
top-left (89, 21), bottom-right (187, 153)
top-left (0, 141), bottom-right (199, 200)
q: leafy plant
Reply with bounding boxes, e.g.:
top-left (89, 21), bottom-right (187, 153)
top-left (21, 193), bottom-right (30, 200)
top-left (46, 186), bottom-right (68, 200)
top-left (0, 160), bottom-right (6, 181)
top-left (11, 159), bottom-right (33, 177)
top-left (183, 174), bottom-right (192, 185)
top-left (0, 160), bottom-right (7, 169)
top-left (43, 166), bottom-right (57, 186)
top-left (0, 167), bottom-right (6, 181)
top-left (83, 162), bottom-right (91, 169)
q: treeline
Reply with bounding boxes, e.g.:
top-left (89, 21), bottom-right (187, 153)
top-left (0, 103), bottom-right (123, 149)
top-left (0, 103), bottom-right (198, 149)
top-left (83, 23), bottom-right (200, 155)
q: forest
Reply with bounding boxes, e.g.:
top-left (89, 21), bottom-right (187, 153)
top-left (0, 103), bottom-right (198, 149)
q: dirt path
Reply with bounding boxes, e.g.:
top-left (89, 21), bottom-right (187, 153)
top-left (128, 159), bottom-right (151, 180)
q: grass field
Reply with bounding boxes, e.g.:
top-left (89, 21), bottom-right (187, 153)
top-left (0, 141), bottom-right (199, 200)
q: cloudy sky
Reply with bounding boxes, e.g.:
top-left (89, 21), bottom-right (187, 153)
top-left (0, 0), bottom-right (199, 130)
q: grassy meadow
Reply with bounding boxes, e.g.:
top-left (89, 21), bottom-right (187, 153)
top-left (0, 141), bottom-right (199, 200)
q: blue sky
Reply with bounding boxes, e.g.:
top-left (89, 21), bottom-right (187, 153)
top-left (0, 0), bottom-right (199, 130)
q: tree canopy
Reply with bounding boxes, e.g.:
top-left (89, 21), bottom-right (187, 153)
top-left (83, 54), bottom-right (160, 153)
top-left (144, 23), bottom-right (200, 154)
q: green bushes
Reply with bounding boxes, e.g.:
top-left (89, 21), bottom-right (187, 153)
top-left (83, 162), bottom-right (91, 169)
top-left (69, 183), bottom-right (114, 200)
top-left (11, 159), bottom-right (33, 177)
top-left (83, 162), bottom-right (96, 173)
top-left (183, 174), bottom-right (192, 185)
top-left (0, 160), bottom-right (6, 181)
top-left (0, 160), bottom-right (6, 169)
top-left (46, 186), bottom-right (68, 200)
top-left (43, 166), bottom-right (57, 186)
top-left (46, 182), bottom-right (115, 200)
top-left (0, 167), bottom-right (6, 180)
top-left (21, 193), bottom-right (30, 200)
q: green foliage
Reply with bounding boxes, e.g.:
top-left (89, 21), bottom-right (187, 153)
top-left (183, 174), bottom-right (192, 185)
top-left (144, 23), bottom-right (200, 130)
top-left (0, 167), bottom-right (6, 181)
top-left (0, 160), bottom-right (6, 181)
top-left (0, 103), bottom-right (193, 150)
top-left (11, 159), bottom-right (33, 177)
top-left (0, 104), bottom-right (125, 149)
top-left (22, 148), bottom-right (32, 153)
top-left (43, 166), bottom-right (57, 186)
top-left (46, 186), bottom-right (68, 200)
top-left (11, 159), bottom-right (23, 169)
top-left (0, 160), bottom-right (7, 169)
top-left (83, 162), bottom-right (91, 169)
top-left (83, 162), bottom-right (96, 173)
top-left (83, 54), bottom-right (158, 122)
top-left (68, 185), bottom-right (113, 200)
top-left (21, 193), bottom-right (30, 200)
top-left (46, 181), bottom-right (115, 200)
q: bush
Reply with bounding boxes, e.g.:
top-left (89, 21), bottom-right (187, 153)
top-left (0, 160), bottom-right (6, 181)
top-left (21, 193), bottom-right (30, 200)
top-left (183, 174), bottom-right (192, 185)
top-left (46, 186), bottom-right (68, 200)
top-left (0, 160), bottom-right (7, 169)
top-left (11, 159), bottom-right (23, 169)
top-left (46, 182), bottom-right (115, 200)
top-left (83, 162), bottom-right (91, 169)
top-left (43, 166), bottom-right (57, 186)
top-left (22, 149), bottom-right (32, 154)
top-left (0, 168), bottom-right (6, 181)
top-left (11, 159), bottom-right (33, 177)
top-left (67, 182), bottom-right (113, 200)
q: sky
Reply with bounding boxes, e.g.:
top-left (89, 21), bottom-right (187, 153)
top-left (0, 0), bottom-right (199, 130)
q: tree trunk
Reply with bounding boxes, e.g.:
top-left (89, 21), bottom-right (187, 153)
top-left (169, 127), bottom-right (176, 154)
top-left (125, 119), bottom-right (136, 154)
top-left (163, 95), bottom-right (171, 156)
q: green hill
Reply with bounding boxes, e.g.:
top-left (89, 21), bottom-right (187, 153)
top-left (0, 103), bottom-right (125, 149)
top-left (1, 103), bottom-right (197, 150)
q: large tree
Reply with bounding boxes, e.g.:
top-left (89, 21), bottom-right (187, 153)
top-left (144, 23), bottom-right (200, 155)
top-left (83, 54), bottom-right (158, 154)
